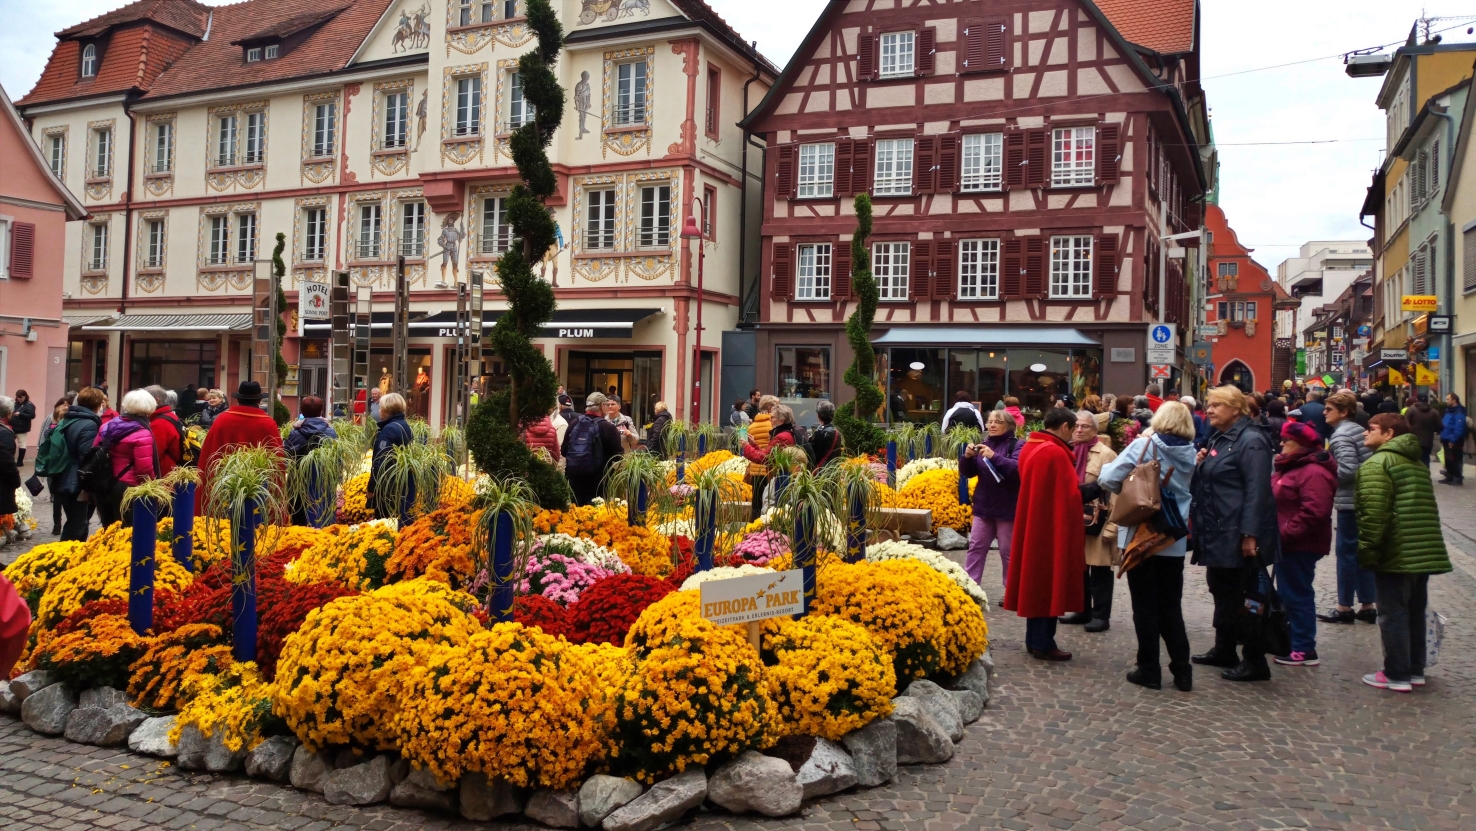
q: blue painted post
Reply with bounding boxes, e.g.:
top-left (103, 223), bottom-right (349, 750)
top-left (305, 471), bottom-right (330, 529)
top-left (398, 482), bottom-right (415, 528)
top-left (958, 449), bottom-right (971, 506)
top-left (774, 471), bottom-right (791, 502)
top-left (924, 431), bottom-right (934, 457)
top-left (628, 482), bottom-right (649, 526)
top-left (171, 482), bottom-right (196, 573)
top-left (231, 499), bottom-right (261, 662)
top-left (845, 482), bottom-right (867, 564)
top-left (886, 441), bottom-right (898, 489)
top-left (793, 506), bottom-right (816, 617)
top-left (676, 433), bottom-right (687, 483)
top-left (694, 491), bottom-right (717, 572)
top-left (697, 432), bottom-right (708, 456)
top-left (490, 512), bottom-right (515, 622)
top-left (128, 500), bottom-right (160, 635)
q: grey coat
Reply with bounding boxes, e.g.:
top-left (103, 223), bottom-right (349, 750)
top-left (1328, 418), bottom-right (1372, 512)
top-left (1190, 416), bottom-right (1280, 568)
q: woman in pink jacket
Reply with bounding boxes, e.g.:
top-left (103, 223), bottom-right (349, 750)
top-left (92, 389), bottom-right (158, 528)
top-left (1271, 420), bottom-right (1337, 668)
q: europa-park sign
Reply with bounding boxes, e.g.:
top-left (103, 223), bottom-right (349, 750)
top-left (700, 569), bottom-right (805, 648)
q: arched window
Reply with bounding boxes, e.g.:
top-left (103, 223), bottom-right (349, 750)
top-left (81, 44), bottom-right (97, 77)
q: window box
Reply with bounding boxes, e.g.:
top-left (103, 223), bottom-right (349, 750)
top-left (85, 176), bottom-right (112, 186)
top-left (144, 172), bottom-right (172, 181)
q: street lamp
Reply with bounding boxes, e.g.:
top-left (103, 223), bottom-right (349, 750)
top-left (680, 198), bottom-right (707, 425)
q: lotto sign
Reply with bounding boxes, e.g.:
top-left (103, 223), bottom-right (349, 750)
top-left (1150, 364), bottom-right (1172, 380)
top-left (1402, 295), bottom-right (1438, 313)
top-left (700, 569), bottom-right (805, 625)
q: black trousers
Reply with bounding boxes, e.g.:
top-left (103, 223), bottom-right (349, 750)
top-left (1126, 556), bottom-right (1192, 680)
top-left (749, 475), bottom-right (766, 519)
top-left (59, 493), bottom-right (93, 542)
top-left (1206, 564), bottom-right (1268, 668)
top-left (96, 489), bottom-right (124, 529)
top-left (1443, 441), bottom-right (1465, 482)
top-left (1084, 566), bottom-right (1114, 621)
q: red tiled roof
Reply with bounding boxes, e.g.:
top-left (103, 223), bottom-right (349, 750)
top-left (230, 5), bottom-right (351, 46)
top-left (59, 0), bottom-right (210, 39)
top-left (16, 23), bottom-right (197, 107)
top-left (668, 0), bottom-right (780, 74)
top-left (1094, 0), bottom-right (1196, 55)
top-left (141, 0), bottom-right (394, 100)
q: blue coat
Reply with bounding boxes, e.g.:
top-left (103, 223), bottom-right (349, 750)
top-left (284, 417), bottom-right (337, 460)
top-left (1441, 405), bottom-right (1469, 444)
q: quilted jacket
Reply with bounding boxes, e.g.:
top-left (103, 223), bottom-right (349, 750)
top-left (1354, 432), bottom-right (1451, 574)
top-left (1328, 419), bottom-right (1372, 512)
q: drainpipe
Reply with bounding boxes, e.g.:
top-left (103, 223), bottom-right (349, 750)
top-left (1432, 104), bottom-right (1456, 394)
top-left (115, 106), bottom-right (138, 391)
top-left (739, 57), bottom-right (763, 327)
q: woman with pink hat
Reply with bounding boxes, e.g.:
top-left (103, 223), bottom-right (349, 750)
top-left (1271, 420), bottom-right (1338, 667)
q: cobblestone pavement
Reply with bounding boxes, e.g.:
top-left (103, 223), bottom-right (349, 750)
top-left (4, 475), bottom-right (1476, 830)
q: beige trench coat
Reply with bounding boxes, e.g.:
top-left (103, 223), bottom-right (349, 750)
top-left (1083, 439), bottom-right (1121, 567)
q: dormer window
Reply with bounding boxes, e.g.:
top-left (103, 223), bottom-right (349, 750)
top-left (80, 43), bottom-right (98, 77)
top-left (265, 44), bottom-right (279, 59)
top-left (246, 47), bottom-right (262, 62)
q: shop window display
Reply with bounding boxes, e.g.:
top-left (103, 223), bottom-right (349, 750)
top-left (776, 346), bottom-right (831, 427)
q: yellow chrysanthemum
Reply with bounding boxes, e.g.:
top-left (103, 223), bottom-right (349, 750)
top-left (895, 468), bottom-right (975, 532)
top-left (3, 541), bottom-right (87, 612)
top-left (33, 525), bottom-right (194, 632)
top-left (172, 662), bottom-right (279, 753)
top-left (286, 522), bottom-right (395, 591)
top-left (762, 614), bottom-right (896, 740)
top-left (809, 559), bottom-right (945, 681)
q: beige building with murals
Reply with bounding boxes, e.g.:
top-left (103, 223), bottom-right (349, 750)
top-left (18, 0), bottom-right (774, 429)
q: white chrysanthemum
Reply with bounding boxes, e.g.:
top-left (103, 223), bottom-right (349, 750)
top-left (654, 519), bottom-right (696, 539)
top-left (867, 538), bottom-right (988, 609)
top-left (14, 488), bottom-right (33, 523)
top-left (895, 457), bottom-right (958, 490)
top-left (679, 564), bottom-right (775, 592)
top-left (712, 455), bottom-right (749, 477)
top-left (535, 533), bottom-right (629, 574)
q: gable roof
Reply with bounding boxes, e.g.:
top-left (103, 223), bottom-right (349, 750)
top-left (17, 21), bottom-right (199, 107)
top-left (58, 0), bottom-right (211, 40)
top-left (667, 0), bottom-right (778, 74)
top-left (1093, 0), bottom-right (1196, 55)
top-left (0, 84), bottom-right (88, 220)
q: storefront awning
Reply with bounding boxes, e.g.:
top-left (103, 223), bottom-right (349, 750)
top-left (84, 313), bottom-right (252, 332)
top-left (300, 308), bottom-right (663, 340)
top-left (872, 327), bottom-right (1102, 347)
top-left (62, 313), bottom-right (116, 329)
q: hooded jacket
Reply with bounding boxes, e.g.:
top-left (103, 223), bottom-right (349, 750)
top-left (52, 406), bottom-right (101, 495)
top-left (1190, 416), bottom-right (1281, 568)
top-left (1328, 418), bottom-right (1372, 512)
top-left (1441, 404), bottom-right (1469, 445)
top-left (284, 417), bottom-right (338, 460)
top-left (1405, 401), bottom-right (1443, 449)
top-left (1355, 432), bottom-right (1451, 574)
top-left (95, 415), bottom-right (156, 487)
top-left (1100, 432), bottom-right (1196, 558)
top-left (1272, 448), bottom-right (1337, 555)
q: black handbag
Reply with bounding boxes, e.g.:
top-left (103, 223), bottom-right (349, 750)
top-left (1237, 562), bottom-right (1291, 657)
top-left (23, 474), bottom-right (44, 497)
top-left (1084, 500), bottom-right (1110, 536)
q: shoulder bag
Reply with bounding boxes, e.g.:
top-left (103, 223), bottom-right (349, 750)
top-left (1108, 438), bottom-right (1168, 526)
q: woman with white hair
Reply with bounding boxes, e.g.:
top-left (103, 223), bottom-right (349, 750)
top-left (1060, 410), bottom-right (1120, 633)
top-left (369, 392), bottom-right (416, 518)
top-left (0, 397), bottom-right (21, 529)
top-left (92, 389), bottom-right (158, 527)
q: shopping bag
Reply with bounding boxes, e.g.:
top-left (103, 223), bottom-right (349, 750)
top-left (1426, 609), bottom-right (1448, 668)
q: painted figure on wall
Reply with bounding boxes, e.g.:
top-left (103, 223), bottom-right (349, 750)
top-left (540, 214), bottom-right (567, 287)
top-left (574, 72), bottom-right (592, 139)
top-left (578, 0), bottom-right (650, 25)
top-left (414, 90), bottom-right (428, 151)
top-left (392, 3), bottom-right (432, 52)
top-left (438, 213), bottom-right (465, 284)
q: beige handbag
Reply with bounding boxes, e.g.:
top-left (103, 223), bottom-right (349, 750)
top-left (1107, 439), bottom-right (1164, 527)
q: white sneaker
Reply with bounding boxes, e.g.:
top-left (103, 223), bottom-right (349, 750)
top-left (1410, 675), bottom-right (1426, 687)
top-left (1362, 671), bottom-right (1413, 693)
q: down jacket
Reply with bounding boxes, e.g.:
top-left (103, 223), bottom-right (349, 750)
top-left (1271, 449), bottom-right (1337, 555)
top-left (745, 414), bottom-right (773, 477)
top-left (1190, 416), bottom-right (1280, 568)
top-left (1328, 419), bottom-right (1372, 512)
top-left (521, 416), bottom-right (562, 462)
top-left (95, 416), bottom-right (156, 487)
top-left (1355, 432), bottom-right (1451, 575)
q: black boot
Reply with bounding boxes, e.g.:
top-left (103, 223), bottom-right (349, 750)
top-left (1084, 618), bottom-right (1110, 633)
top-left (1170, 664), bottom-right (1193, 692)
top-left (1192, 645), bottom-right (1239, 668)
top-left (1126, 668), bottom-right (1161, 690)
top-left (1058, 613), bottom-right (1091, 625)
top-left (1221, 660), bottom-right (1271, 682)
top-left (16, 448), bottom-right (25, 466)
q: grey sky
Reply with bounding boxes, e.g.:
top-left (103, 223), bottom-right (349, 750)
top-left (0, 0), bottom-right (1459, 272)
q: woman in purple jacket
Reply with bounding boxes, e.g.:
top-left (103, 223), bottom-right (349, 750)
top-left (1271, 420), bottom-right (1338, 667)
top-left (959, 409), bottom-right (1024, 589)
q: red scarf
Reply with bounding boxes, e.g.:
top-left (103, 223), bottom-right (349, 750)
top-left (1073, 440), bottom-right (1093, 482)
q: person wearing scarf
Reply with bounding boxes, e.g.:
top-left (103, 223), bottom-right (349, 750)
top-left (1060, 411), bottom-right (1120, 633)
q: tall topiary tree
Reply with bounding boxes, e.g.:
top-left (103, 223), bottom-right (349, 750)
top-left (465, 0), bottom-right (572, 507)
top-left (270, 232), bottom-right (291, 425)
top-left (835, 195), bottom-right (886, 455)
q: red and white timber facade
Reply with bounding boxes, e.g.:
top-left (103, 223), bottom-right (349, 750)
top-left (742, 0), bottom-right (1212, 423)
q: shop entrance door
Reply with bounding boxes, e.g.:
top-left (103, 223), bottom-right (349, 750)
top-left (567, 351), bottom-right (662, 433)
top-left (300, 363), bottom-right (328, 402)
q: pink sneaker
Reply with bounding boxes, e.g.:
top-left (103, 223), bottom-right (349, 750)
top-left (1274, 650), bottom-right (1320, 667)
top-left (1362, 671), bottom-right (1413, 693)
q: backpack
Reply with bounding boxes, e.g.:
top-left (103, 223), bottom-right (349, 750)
top-left (32, 424), bottom-right (69, 478)
top-left (77, 434), bottom-right (130, 499)
top-left (152, 411), bottom-right (199, 467)
top-left (564, 415), bottom-right (605, 475)
top-left (948, 406), bottom-right (982, 432)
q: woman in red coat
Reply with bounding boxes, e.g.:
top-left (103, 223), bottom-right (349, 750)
top-left (520, 411), bottom-right (562, 463)
top-left (1003, 407), bottom-right (1087, 660)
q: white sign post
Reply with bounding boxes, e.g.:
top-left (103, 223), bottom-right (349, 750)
top-left (700, 569), bottom-right (805, 649)
top-left (1146, 323), bottom-right (1177, 366)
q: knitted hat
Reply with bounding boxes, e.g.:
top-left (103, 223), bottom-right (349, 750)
top-left (1281, 420), bottom-right (1321, 448)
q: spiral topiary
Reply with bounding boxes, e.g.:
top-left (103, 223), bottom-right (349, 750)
top-left (465, 0), bottom-right (572, 509)
top-left (270, 232), bottom-right (291, 425)
top-left (836, 194), bottom-right (886, 455)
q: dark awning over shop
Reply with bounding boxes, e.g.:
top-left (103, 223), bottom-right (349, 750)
top-left (872, 326), bottom-right (1102, 347)
top-left (300, 308), bottom-right (662, 340)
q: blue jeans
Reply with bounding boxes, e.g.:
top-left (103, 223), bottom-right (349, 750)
top-left (1335, 510), bottom-right (1377, 607)
top-left (1025, 617), bottom-right (1059, 652)
top-left (1276, 551), bottom-right (1320, 653)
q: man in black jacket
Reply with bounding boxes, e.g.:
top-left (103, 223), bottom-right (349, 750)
top-left (562, 392), bottom-right (623, 506)
top-left (53, 387), bottom-right (105, 541)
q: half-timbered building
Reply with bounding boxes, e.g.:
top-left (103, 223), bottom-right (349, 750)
top-left (741, 0), bottom-right (1213, 424)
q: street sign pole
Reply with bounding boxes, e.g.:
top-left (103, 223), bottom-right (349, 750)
top-left (454, 282), bottom-right (469, 430)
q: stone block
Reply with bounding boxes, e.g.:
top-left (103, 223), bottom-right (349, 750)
top-left (390, 767), bottom-right (458, 813)
top-left (460, 771), bottom-right (525, 821)
top-left (602, 769), bottom-right (706, 831)
top-left (289, 745), bottom-right (334, 793)
top-left (707, 751), bottom-right (802, 817)
top-left (245, 735), bottom-right (299, 781)
top-left (904, 679), bottom-right (964, 742)
top-left (577, 774), bottom-right (643, 827)
top-left (526, 789), bottom-right (581, 828)
top-left (324, 754), bottom-right (393, 806)
top-left (9, 670), bottom-right (57, 700)
top-left (796, 738), bottom-right (858, 799)
top-left (128, 716), bottom-right (179, 758)
top-left (64, 704), bottom-right (146, 747)
top-left (20, 683), bottom-right (77, 735)
top-left (951, 689), bottom-right (984, 725)
top-left (890, 697), bottom-right (954, 765)
top-left (841, 717), bottom-right (897, 787)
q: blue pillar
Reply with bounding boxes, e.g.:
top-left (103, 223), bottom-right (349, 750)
top-left (695, 492), bottom-right (717, 572)
top-left (490, 511), bottom-right (515, 622)
top-left (697, 433), bottom-right (708, 456)
top-left (171, 482), bottom-right (195, 573)
top-left (231, 498), bottom-right (260, 662)
top-left (676, 433), bottom-right (687, 483)
top-left (845, 483), bottom-right (867, 564)
top-left (774, 471), bottom-right (790, 503)
top-left (793, 507), bottom-right (816, 617)
top-left (627, 482), bottom-right (649, 526)
top-left (958, 450), bottom-right (971, 506)
top-left (305, 470), bottom-right (330, 529)
top-left (128, 500), bottom-right (159, 635)
top-left (886, 441), bottom-right (898, 489)
top-left (924, 431), bottom-right (934, 457)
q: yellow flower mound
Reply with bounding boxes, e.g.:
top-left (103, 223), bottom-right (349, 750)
top-left (763, 614), bottom-right (896, 741)
top-left (388, 505), bottom-right (484, 586)
top-left (810, 559), bottom-right (945, 682)
top-left (614, 590), bottom-right (775, 783)
top-left (34, 526), bottom-right (194, 632)
top-left (3, 541), bottom-right (86, 611)
top-left (173, 662), bottom-right (279, 753)
top-left (615, 526), bottom-right (680, 579)
top-left (439, 475), bottom-right (477, 510)
top-left (35, 613), bottom-right (149, 690)
top-left (677, 449), bottom-right (743, 484)
top-left (396, 623), bottom-right (616, 790)
top-left (128, 624), bottom-right (233, 711)
top-left (895, 468), bottom-right (975, 532)
top-left (286, 522), bottom-right (395, 591)
top-left (262, 525), bottom-right (337, 559)
top-left (884, 558), bottom-right (989, 675)
top-left (339, 472), bottom-right (374, 523)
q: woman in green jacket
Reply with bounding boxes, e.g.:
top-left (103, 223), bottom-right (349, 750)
top-left (1355, 413), bottom-right (1452, 693)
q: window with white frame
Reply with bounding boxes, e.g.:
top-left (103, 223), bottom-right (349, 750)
top-left (879, 31), bottom-right (915, 78)
top-left (92, 127), bottom-right (111, 178)
top-left (796, 243), bottom-right (832, 300)
top-left (638, 185), bottom-right (671, 248)
top-left (312, 101), bottom-right (337, 157)
top-left (246, 47), bottom-right (262, 62)
top-left (0, 218), bottom-right (9, 279)
top-left (1217, 300), bottom-right (1258, 322)
top-left (153, 122), bottom-right (173, 173)
top-left (873, 138), bottom-right (914, 196)
top-left (88, 223), bottom-right (108, 271)
top-left (508, 71), bottom-right (535, 130)
top-left (207, 216), bottom-right (229, 265)
top-left (480, 196), bottom-right (512, 255)
top-left (244, 112), bottom-right (265, 164)
top-left (144, 220), bottom-right (165, 269)
top-left (358, 204), bottom-right (382, 259)
top-left (49, 135), bottom-right (65, 178)
top-left (615, 61), bottom-right (648, 126)
top-left (304, 207), bottom-right (327, 261)
top-left (1051, 127), bottom-right (1095, 187)
top-left (874, 242), bottom-right (910, 300)
top-left (1217, 262), bottom-right (1239, 278)
top-left (585, 189), bottom-right (617, 250)
top-left (1049, 235), bottom-right (1093, 298)
top-left (458, 0), bottom-right (494, 25)
top-left (797, 143), bottom-right (835, 198)
top-left (265, 44), bottom-right (279, 59)
top-left (215, 114), bottom-right (238, 167)
top-left (961, 133), bottom-right (1003, 192)
top-left (401, 202), bottom-right (426, 258)
top-left (81, 44), bottom-right (98, 78)
top-left (958, 239), bottom-right (1000, 299)
top-left (454, 76), bottom-right (482, 136)
top-left (384, 91), bottom-right (409, 148)
top-left (235, 213), bottom-right (257, 264)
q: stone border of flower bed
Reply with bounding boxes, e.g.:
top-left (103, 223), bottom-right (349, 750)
top-left (2, 653), bottom-right (991, 827)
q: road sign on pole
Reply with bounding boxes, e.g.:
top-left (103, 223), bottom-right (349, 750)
top-left (1150, 364), bottom-right (1172, 380)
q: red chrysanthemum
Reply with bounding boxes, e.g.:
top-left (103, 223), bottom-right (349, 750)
top-left (254, 578), bottom-right (358, 679)
top-left (663, 536), bottom-right (698, 589)
top-left (511, 594), bottom-right (574, 640)
top-left (567, 573), bottom-right (674, 646)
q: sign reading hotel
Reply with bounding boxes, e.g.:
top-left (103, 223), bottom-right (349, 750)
top-left (1402, 295), bottom-right (1438, 313)
top-left (700, 569), bottom-right (804, 625)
